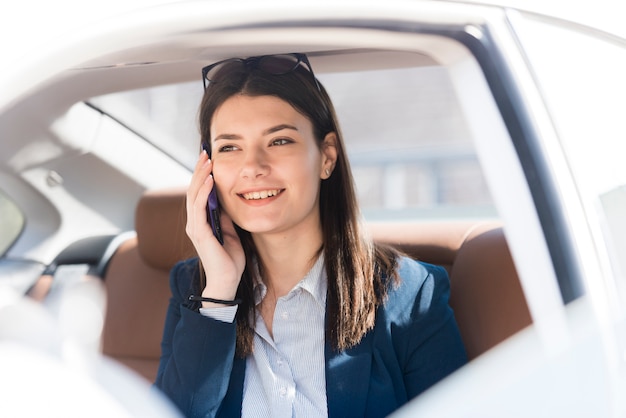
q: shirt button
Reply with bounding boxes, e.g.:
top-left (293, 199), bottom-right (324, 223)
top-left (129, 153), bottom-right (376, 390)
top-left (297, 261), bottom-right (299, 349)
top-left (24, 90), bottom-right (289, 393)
top-left (279, 387), bottom-right (287, 397)
top-left (277, 359), bottom-right (283, 366)
top-left (281, 311), bottom-right (289, 320)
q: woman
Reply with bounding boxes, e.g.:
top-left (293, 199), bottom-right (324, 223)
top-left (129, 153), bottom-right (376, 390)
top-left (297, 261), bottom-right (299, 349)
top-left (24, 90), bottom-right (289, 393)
top-left (155, 53), bottom-right (467, 418)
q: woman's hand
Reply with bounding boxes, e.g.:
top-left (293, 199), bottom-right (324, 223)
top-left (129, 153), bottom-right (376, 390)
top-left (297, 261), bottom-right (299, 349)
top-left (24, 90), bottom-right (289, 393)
top-left (186, 150), bottom-right (245, 307)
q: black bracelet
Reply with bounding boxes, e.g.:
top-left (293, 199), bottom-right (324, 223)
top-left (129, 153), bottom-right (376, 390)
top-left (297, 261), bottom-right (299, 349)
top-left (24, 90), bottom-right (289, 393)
top-left (188, 295), bottom-right (242, 306)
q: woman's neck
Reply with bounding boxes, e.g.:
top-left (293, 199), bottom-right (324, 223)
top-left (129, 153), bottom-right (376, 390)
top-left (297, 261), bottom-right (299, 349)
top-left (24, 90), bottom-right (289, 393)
top-left (253, 228), bottom-right (323, 298)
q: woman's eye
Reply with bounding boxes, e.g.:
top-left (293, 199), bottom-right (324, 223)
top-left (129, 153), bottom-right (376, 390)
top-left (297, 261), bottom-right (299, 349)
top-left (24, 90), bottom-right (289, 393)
top-left (271, 138), bottom-right (292, 146)
top-left (217, 144), bottom-right (238, 153)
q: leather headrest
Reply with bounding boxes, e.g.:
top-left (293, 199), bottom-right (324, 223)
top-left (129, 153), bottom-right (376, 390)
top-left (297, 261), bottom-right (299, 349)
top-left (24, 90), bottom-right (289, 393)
top-left (367, 220), bottom-right (479, 267)
top-left (135, 187), bottom-right (195, 271)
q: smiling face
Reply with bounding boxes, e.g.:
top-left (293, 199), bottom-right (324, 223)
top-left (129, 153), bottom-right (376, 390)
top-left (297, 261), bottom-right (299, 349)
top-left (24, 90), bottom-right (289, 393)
top-left (210, 94), bottom-right (336, 239)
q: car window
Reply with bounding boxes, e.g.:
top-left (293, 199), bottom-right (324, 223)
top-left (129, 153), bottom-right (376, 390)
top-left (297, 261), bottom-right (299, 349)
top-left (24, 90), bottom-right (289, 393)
top-left (514, 15), bottom-right (626, 298)
top-left (89, 63), bottom-right (496, 221)
top-left (0, 189), bottom-right (24, 256)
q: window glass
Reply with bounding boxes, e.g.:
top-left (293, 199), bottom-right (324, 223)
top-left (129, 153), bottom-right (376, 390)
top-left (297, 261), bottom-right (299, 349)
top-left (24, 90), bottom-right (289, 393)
top-left (515, 16), bottom-right (626, 297)
top-left (90, 63), bottom-right (495, 221)
top-left (0, 190), bottom-right (24, 255)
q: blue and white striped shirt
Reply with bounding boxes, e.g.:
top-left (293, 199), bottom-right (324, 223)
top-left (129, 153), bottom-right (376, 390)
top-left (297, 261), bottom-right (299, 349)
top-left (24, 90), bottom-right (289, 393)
top-left (200, 255), bottom-right (328, 417)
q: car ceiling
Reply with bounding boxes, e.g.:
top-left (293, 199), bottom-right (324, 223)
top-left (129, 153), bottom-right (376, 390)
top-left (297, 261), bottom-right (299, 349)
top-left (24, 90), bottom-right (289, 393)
top-left (1, 11), bottom-right (461, 174)
top-left (1, 2), bottom-right (484, 262)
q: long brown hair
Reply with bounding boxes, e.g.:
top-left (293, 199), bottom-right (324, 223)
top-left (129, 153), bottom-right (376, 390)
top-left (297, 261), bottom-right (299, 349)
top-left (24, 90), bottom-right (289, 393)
top-left (197, 55), bottom-right (399, 356)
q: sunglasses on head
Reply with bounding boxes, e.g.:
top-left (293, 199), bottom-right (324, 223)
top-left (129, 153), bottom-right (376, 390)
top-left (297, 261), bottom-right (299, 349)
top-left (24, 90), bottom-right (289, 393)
top-left (201, 53), bottom-right (321, 92)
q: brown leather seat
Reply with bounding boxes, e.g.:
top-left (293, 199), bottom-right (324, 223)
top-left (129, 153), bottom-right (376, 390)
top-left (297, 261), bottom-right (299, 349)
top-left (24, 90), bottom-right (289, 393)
top-left (369, 221), bottom-right (532, 359)
top-left (100, 188), bottom-right (194, 382)
top-left (100, 189), bottom-right (531, 381)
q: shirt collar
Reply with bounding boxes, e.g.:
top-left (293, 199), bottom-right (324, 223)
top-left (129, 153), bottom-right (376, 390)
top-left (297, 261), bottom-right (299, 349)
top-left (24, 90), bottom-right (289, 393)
top-left (253, 253), bottom-right (327, 309)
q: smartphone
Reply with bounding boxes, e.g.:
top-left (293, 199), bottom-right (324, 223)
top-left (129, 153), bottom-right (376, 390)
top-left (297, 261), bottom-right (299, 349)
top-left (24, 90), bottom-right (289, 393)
top-left (202, 143), bottom-right (224, 245)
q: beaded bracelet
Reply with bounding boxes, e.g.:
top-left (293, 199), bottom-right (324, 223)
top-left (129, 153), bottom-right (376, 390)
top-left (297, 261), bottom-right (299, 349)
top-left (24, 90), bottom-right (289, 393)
top-left (188, 295), bottom-right (242, 306)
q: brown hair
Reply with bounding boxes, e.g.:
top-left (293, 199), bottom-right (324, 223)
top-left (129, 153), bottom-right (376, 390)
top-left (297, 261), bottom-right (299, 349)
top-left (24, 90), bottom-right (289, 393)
top-left (197, 56), bottom-right (399, 356)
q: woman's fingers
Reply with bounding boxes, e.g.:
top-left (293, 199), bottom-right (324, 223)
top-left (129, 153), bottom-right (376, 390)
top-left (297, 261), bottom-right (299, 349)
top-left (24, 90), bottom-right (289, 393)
top-left (186, 153), bottom-right (213, 233)
top-left (220, 212), bottom-right (246, 268)
top-left (201, 210), bottom-right (246, 299)
top-left (186, 151), bottom-right (211, 210)
top-left (185, 151), bottom-right (245, 298)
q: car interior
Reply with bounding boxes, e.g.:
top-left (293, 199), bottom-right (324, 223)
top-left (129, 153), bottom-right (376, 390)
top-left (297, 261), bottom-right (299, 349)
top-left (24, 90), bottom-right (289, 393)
top-left (26, 186), bottom-right (532, 382)
top-left (8, 3), bottom-right (626, 416)
top-left (1, 13), bottom-right (536, 391)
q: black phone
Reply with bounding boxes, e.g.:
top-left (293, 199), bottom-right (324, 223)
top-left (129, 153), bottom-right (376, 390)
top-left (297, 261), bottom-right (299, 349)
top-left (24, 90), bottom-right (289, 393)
top-left (202, 143), bottom-right (224, 245)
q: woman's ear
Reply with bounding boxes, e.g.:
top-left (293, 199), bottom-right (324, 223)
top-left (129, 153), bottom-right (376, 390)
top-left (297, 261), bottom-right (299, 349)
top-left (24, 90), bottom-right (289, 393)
top-left (321, 132), bottom-right (338, 179)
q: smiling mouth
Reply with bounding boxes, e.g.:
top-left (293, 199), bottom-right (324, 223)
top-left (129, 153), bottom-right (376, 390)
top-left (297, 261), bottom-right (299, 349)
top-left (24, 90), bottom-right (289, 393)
top-left (240, 189), bottom-right (283, 200)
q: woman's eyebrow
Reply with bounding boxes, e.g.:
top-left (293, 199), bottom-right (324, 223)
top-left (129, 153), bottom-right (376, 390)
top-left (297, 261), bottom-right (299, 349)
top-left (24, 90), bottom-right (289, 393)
top-left (263, 124), bottom-right (298, 136)
top-left (213, 124), bottom-right (298, 142)
top-left (213, 133), bottom-right (242, 142)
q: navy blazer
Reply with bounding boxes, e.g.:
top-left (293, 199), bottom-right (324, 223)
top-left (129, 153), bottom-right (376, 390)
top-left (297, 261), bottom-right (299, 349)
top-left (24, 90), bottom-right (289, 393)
top-left (155, 256), bottom-right (467, 418)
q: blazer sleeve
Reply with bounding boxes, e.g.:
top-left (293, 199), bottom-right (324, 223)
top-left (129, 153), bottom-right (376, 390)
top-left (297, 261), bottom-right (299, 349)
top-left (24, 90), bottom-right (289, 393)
top-left (154, 259), bottom-right (238, 418)
top-left (395, 258), bottom-right (468, 399)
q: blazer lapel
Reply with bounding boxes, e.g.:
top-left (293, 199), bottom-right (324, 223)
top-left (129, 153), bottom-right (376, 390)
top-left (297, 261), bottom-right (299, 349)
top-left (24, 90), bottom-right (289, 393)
top-left (325, 332), bottom-right (373, 418)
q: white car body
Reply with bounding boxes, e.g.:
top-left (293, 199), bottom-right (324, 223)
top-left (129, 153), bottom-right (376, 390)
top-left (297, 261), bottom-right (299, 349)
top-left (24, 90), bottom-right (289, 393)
top-left (1, 1), bottom-right (625, 416)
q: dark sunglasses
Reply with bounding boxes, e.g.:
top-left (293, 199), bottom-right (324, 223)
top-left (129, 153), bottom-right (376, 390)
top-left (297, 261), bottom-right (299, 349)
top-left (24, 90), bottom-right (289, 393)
top-left (201, 53), bottom-right (321, 92)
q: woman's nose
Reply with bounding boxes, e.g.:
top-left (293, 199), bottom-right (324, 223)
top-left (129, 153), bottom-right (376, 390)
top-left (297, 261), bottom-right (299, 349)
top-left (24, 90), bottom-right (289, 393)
top-left (240, 148), bottom-right (270, 179)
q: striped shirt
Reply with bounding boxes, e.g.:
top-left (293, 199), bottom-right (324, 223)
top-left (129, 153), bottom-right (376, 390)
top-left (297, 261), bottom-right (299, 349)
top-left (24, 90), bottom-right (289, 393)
top-left (200, 255), bottom-right (328, 417)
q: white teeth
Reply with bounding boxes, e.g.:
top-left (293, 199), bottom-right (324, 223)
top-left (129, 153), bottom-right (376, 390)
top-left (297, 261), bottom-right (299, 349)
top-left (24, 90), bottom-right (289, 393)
top-left (242, 189), bottom-right (280, 200)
